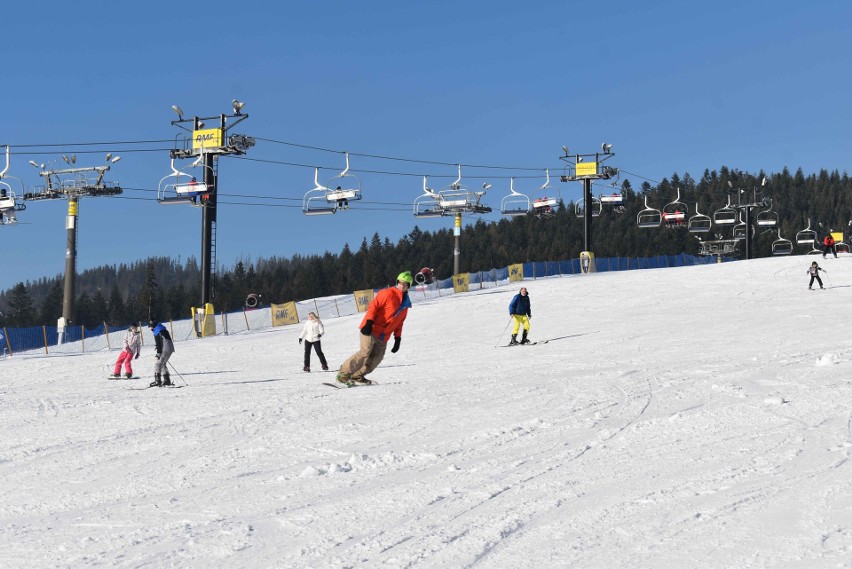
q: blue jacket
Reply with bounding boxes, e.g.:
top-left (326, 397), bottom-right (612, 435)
top-left (509, 293), bottom-right (531, 317)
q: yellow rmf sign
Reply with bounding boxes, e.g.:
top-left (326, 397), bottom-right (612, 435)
top-left (193, 128), bottom-right (223, 150)
top-left (576, 161), bottom-right (597, 177)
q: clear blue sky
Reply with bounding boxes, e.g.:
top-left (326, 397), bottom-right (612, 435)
top-left (2, 1), bottom-right (850, 292)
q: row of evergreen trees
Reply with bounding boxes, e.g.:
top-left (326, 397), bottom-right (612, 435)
top-left (1, 166), bottom-right (849, 328)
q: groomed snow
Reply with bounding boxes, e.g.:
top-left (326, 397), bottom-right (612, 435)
top-left (3, 255), bottom-right (852, 568)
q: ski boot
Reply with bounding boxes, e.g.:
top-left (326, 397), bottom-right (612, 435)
top-left (321, 365), bottom-right (329, 371)
top-left (350, 375), bottom-right (372, 386)
top-left (125, 372), bottom-right (133, 379)
top-left (508, 334), bottom-right (519, 346)
top-left (110, 372), bottom-right (121, 379)
top-left (150, 374), bottom-right (162, 388)
top-left (520, 330), bottom-right (531, 345)
top-left (162, 374), bottom-right (173, 387)
top-left (303, 366), bottom-right (311, 372)
top-left (336, 372), bottom-right (354, 386)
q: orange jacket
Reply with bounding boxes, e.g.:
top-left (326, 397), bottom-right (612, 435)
top-left (359, 285), bottom-right (412, 342)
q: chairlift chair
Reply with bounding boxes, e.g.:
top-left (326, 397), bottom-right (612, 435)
top-left (413, 176), bottom-right (445, 218)
top-left (756, 202), bottom-right (778, 227)
top-left (732, 211), bottom-right (749, 240)
top-left (687, 203), bottom-right (712, 233)
top-left (500, 177), bottom-right (531, 217)
top-left (771, 228), bottom-right (793, 255)
top-left (796, 218), bottom-right (817, 245)
top-left (661, 187), bottom-right (688, 228)
top-left (303, 168), bottom-right (338, 215)
top-left (157, 157), bottom-right (211, 206)
top-left (322, 151), bottom-right (362, 211)
top-left (531, 169), bottom-right (559, 218)
top-left (836, 241), bottom-right (850, 254)
top-left (0, 146), bottom-right (25, 225)
top-left (636, 195), bottom-right (662, 228)
top-left (575, 196), bottom-right (602, 218)
top-left (713, 196), bottom-right (738, 225)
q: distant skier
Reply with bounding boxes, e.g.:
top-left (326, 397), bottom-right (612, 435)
top-left (337, 271), bottom-right (413, 386)
top-left (148, 321), bottom-right (175, 387)
top-left (508, 287), bottom-right (532, 345)
top-left (299, 311), bottom-right (329, 372)
top-left (823, 234), bottom-right (838, 258)
top-left (111, 323), bottom-right (141, 378)
top-left (807, 261), bottom-right (825, 290)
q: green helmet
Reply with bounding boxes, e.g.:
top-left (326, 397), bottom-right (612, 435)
top-left (397, 271), bottom-right (414, 285)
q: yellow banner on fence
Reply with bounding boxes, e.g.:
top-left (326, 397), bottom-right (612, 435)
top-left (453, 273), bottom-right (470, 293)
top-left (353, 289), bottom-right (375, 313)
top-left (508, 263), bottom-right (524, 282)
top-left (271, 302), bottom-right (300, 326)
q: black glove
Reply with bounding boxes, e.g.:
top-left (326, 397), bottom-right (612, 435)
top-left (391, 337), bottom-right (401, 353)
top-left (155, 353), bottom-right (161, 360)
top-left (299, 338), bottom-right (302, 344)
top-left (360, 320), bottom-right (373, 336)
top-left (134, 353), bottom-right (139, 360)
top-left (317, 334), bottom-right (322, 338)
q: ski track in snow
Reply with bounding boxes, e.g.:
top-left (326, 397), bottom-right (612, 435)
top-left (4, 256), bottom-right (852, 567)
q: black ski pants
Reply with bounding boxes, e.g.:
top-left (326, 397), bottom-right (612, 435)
top-left (303, 340), bottom-right (328, 368)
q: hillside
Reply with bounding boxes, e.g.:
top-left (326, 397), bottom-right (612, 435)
top-left (2, 255), bottom-right (852, 567)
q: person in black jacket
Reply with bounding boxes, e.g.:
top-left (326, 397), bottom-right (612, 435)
top-left (148, 321), bottom-right (176, 387)
top-left (508, 287), bottom-right (532, 345)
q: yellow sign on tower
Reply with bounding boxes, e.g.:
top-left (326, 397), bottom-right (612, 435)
top-left (576, 161), bottom-right (598, 177)
top-left (192, 128), bottom-right (223, 150)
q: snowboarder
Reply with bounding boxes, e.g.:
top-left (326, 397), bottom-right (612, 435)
top-left (299, 311), bottom-right (329, 372)
top-left (823, 234), bottom-right (838, 258)
top-left (807, 261), bottom-right (825, 290)
top-left (337, 271), bottom-right (413, 386)
top-left (508, 287), bottom-right (532, 345)
top-left (148, 320), bottom-right (175, 387)
top-left (111, 323), bottom-right (141, 378)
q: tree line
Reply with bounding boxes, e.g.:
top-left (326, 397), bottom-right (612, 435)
top-left (1, 165), bottom-right (849, 328)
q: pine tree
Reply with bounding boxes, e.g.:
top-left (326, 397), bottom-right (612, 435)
top-left (7, 282), bottom-right (36, 327)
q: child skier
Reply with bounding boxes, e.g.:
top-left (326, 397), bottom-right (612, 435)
top-left (299, 312), bottom-right (329, 372)
top-left (111, 323), bottom-right (141, 378)
top-left (807, 261), bottom-right (825, 290)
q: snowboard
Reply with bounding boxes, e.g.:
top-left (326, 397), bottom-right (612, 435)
top-left (322, 380), bottom-right (375, 389)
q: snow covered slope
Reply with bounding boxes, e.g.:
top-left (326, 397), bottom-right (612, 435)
top-left (3, 255), bottom-right (852, 568)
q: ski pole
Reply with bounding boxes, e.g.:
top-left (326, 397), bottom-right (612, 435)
top-left (167, 361), bottom-right (188, 386)
top-left (494, 317), bottom-right (513, 347)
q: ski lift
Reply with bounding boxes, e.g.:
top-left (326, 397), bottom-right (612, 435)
top-left (755, 201), bottom-right (778, 227)
top-left (713, 195), bottom-right (738, 225)
top-left (636, 195), bottom-right (661, 228)
top-left (436, 165), bottom-right (490, 214)
top-left (323, 151), bottom-right (361, 210)
top-left (500, 177), bottom-right (531, 217)
top-left (413, 176), bottom-right (444, 218)
top-left (157, 157), bottom-right (211, 206)
top-left (599, 191), bottom-right (624, 205)
top-left (303, 168), bottom-right (338, 215)
top-left (796, 218), bottom-right (817, 245)
top-left (687, 203), bottom-right (712, 233)
top-left (0, 146), bottom-right (25, 225)
top-left (531, 169), bottom-right (559, 218)
top-left (661, 187), bottom-right (688, 227)
top-left (771, 228), bottom-right (793, 255)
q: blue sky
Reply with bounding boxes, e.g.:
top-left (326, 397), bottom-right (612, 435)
top-left (2, 1), bottom-right (851, 292)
